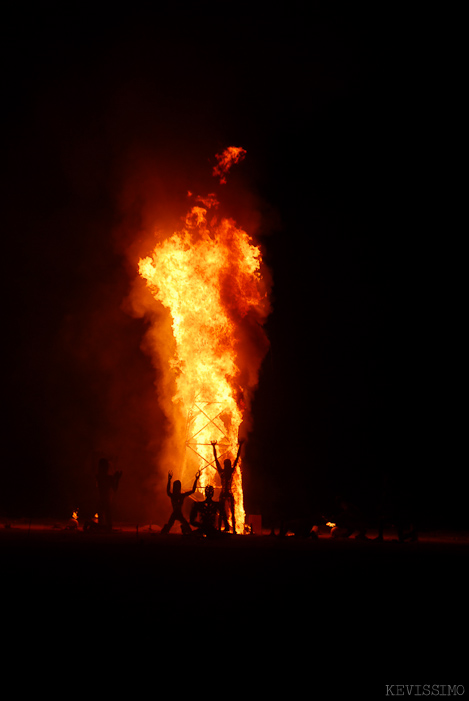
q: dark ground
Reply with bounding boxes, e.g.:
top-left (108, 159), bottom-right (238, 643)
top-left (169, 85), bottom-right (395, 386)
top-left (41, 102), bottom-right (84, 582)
top-left (1, 521), bottom-right (467, 695)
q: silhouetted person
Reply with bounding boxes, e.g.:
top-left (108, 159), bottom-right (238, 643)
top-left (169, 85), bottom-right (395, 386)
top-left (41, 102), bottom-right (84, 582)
top-left (96, 458), bottom-right (122, 530)
top-left (189, 485), bottom-right (221, 537)
top-left (161, 470), bottom-right (200, 534)
top-left (394, 482), bottom-right (419, 542)
top-left (331, 494), bottom-right (368, 539)
top-left (211, 439), bottom-right (243, 533)
top-left (373, 471), bottom-right (394, 541)
top-left (374, 471), bottom-right (419, 542)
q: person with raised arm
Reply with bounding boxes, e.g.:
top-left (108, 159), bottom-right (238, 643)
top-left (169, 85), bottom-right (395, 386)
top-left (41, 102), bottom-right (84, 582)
top-left (161, 470), bottom-right (200, 534)
top-left (211, 439), bottom-right (244, 533)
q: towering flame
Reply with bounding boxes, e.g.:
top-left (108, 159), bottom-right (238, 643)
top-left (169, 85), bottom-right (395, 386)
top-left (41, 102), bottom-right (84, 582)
top-left (137, 149), bottom-right (271, 533)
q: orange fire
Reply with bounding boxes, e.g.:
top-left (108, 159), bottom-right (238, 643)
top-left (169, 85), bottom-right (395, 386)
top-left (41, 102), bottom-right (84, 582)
top-left (138, 149), bottom-right (270, 532)
top-left (212, 146), bottom-right (247, 184)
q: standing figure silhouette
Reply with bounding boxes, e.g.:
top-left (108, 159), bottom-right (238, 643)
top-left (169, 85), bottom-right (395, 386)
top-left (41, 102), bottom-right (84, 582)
top-left (211, 439), bottom-right (244, 533)
top-left (161, 470), bottom-right (200, 534)
top-left (96, 458), bottom-right (122, 530)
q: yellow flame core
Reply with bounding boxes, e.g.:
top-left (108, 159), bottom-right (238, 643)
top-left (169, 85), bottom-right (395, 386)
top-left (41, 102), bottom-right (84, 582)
top-left (139, 203), bottom-right (268, 532)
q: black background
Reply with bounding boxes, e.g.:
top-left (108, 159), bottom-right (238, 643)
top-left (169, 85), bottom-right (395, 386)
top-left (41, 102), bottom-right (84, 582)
top-left (1, 5), bottom-right (465, 529)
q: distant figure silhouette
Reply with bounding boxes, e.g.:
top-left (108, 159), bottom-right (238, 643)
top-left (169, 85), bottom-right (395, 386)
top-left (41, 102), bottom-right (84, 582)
top-left (189, 485), bottom-right (221, 537)
top-left (374, 471), bottom-right (419, 542)
top-left (330, 494), bottom-right (368, 539)
top-left (96, 458), bottom-right (122, 530)
top-left (394, 482), bottom-right (419, 542)
top-left (161, 470), bottom-right (200, 534)
top-left (211, 439), bottom-right (244, 533)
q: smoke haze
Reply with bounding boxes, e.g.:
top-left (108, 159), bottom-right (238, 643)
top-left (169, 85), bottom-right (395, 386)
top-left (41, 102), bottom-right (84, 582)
top-left (2, 24), bottom-right (275, 522)
top-left (3, 7), bottom-right (463, 529)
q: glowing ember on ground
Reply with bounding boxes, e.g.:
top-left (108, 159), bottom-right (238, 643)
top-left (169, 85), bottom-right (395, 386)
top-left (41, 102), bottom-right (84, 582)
top-left (68, 510), bottom-right (79, 529)
top-left (137, 149), bottom-right (271, 532)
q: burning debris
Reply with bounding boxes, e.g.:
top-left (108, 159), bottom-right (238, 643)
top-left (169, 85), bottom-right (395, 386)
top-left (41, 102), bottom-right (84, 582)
top-left (68, 509), bottom-right (80, 530)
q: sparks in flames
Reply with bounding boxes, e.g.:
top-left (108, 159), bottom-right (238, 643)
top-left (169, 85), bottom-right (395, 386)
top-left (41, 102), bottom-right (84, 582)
top-left (138, 149), bottom-right (270, 533)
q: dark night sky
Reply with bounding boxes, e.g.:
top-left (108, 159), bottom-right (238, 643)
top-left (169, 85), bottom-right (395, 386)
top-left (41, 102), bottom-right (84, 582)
top-left (1, 6), bottom-right (465, 528)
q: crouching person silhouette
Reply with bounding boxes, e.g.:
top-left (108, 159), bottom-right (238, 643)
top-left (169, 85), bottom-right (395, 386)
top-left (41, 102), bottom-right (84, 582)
top-left (189, 485), bottom-right (221, 538)
top-left (161, 470), bottom-right (200, 535)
